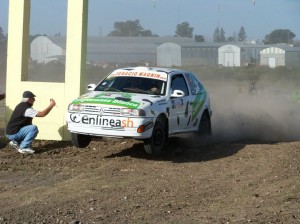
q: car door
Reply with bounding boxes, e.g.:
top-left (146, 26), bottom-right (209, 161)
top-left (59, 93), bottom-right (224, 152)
top-left (168, 73), bottom-right (191, 133)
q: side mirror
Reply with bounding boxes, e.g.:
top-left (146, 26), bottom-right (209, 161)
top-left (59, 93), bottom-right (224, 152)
top-left (87, 84), bottom-right (96, 91)
top-left (170, 90), bottom-right (185, 98)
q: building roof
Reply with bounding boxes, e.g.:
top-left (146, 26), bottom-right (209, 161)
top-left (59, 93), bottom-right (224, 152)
top-left (260, 45), bottom-right (300, 53)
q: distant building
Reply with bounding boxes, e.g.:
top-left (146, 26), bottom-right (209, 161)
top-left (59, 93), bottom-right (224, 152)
top-left (260, 45), bottom-right (300, 68)
top-left (218, 45), bottom-right (241, 67)
top-left (157, 42), bottom-right (222, 67)
top-left (218, 44), bottom-right (266, 67)
top-left (157, 42), bottom-right (266, 67)
top-left (31, 36), bottom-right (195, 66)
top-left (31, 36), bottom-right (300, 68)
top-left (31, 36), bottom-right (66, 64)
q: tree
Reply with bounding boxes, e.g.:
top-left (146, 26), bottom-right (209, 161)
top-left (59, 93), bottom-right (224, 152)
top-left (219, 28), bottom-right (226, 42)
top-left (0, 27), bottom-right (7, 43)
top-left (140, 30), bottom-right (156, 37)
top-left (227, 36), bottom-right (235, 42)
top-left (213, 27), bottom-right (226, 42)
top-left (175, 22), bottom-right (193, 38)
top-left (109, 20), bottom-right (143, 37)
top-left (227, 31), bottom-right (237, 42)
top-left (0, 27), bottom-right (7, 56)
top-left (0, 27), bottom-right (7, 76)
top-left (238, 26), bottom-right (247, 42)
top-left (213, 27), bottom-right (220, 42)
top-left (264, 29), bottom-right (296, 44)
top-left (194, 34), bottom-right (205, 42)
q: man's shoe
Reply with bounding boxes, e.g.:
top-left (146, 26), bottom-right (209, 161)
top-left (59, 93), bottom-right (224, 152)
top-left (9, 141), bottom-right (19, 150)
top-left (19, 147), bottom-right (35, 154)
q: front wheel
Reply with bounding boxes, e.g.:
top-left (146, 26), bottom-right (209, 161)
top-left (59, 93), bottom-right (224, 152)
top-left (144, 116), bottom-right (167, 156)
top-left (71, 133), bottom-right (92, 148)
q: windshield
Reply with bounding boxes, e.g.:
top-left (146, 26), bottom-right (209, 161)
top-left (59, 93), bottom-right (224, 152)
top-left (94, 76), bottom-right (166, 96)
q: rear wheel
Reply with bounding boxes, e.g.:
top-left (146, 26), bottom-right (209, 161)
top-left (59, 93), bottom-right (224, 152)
top-left (71, 133), bottom-right (92, 148)
top-left (144, 116), bottom-right (167, 156)
top-left (198, 111), bottom-right (212, 136)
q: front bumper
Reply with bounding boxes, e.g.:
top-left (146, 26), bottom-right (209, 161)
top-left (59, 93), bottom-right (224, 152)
top-left (66, 112), bottom-right (154, 139)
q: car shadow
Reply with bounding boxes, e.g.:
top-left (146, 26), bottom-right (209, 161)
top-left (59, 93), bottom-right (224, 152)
top-left (104, 136), bottom-right (253, 163)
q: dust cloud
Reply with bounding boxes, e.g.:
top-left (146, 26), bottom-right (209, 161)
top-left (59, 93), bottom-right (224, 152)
top-left (206, 76), bottom-right (300, 143)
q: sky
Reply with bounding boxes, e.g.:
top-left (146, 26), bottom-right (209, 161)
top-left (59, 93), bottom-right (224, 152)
top-left (0, 0), bottom-right (299, 41)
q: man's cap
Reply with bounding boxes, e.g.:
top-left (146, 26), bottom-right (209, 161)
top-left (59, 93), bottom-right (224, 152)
top-left (23, 91), bottom-right (36, 98)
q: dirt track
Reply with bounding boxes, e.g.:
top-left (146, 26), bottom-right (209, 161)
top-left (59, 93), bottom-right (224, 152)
top-left (0, 137), bottom-right (300, 223)
top-left (1, 69), bottom-right (300, 223)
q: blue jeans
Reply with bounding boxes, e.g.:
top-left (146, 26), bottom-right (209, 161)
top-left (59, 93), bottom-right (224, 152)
top-left (6, 125), bottom-right (39, 148)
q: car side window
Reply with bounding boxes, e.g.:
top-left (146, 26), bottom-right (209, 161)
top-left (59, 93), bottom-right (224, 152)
top-left (185, 73), bottom-right (204, 95)
top-left (171, 74), bottom-right (189, 96)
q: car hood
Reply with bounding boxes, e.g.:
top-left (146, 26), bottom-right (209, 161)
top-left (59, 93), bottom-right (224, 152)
top-left (70, 91), bottom-right (166, 109)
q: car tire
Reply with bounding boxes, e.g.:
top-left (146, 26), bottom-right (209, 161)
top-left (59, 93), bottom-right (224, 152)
top-left (198, 111), bottom-right (212, 136)
top-left (144, 116), bottom-right (167, 156)
top-left (71, 133), bottom-right (92, 148)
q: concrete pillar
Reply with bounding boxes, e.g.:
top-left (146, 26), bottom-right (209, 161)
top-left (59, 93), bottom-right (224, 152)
top-left (6, 0), bottom-right (89, 141)
top-left (64, 0), bottom-right (89, 140)
top-left (6, 0), bottom-right (30, 107)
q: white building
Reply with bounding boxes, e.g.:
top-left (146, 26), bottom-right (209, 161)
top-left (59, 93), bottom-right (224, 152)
top-left (260, 45), bottom-right (300, 68)
top-left (218, 44), bottom-right (266, 67)
top-left (218, 44), bottom-right (241, 67)
top-left (31, 36), bottom-right (65, 64)
top-left (157, 42), bottom-right (222, 67)
top-left (157, 43), bottom-right (182, 67)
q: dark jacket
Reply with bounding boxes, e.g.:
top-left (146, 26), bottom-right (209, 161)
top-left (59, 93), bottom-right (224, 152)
top-left (6, 102), bottom-right (33, 135)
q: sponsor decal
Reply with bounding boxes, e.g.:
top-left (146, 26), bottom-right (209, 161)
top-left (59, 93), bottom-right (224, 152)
top-left (99, 107), bottom-right (104, 116)
top-left (70, 113), bottom-right (134, 128)
top-left (192, 92), bottom-right (207, 121)
top-left (158, 102), bottom-right (167, 106)
top-left (72, 98), bottom-right (140, 109)
top-left (187, 115), bottom-right (191, 126)
top-left (193, 118), bottom-right (198, 127)
top-left (143, 120), bottom-right (154, 132)
top-left (110, 70), bottom-right (167, 81)
top-left (185, 101), bottom-right (189, 117)
top-left (166, 107), bottom-right (170, 117)
top-left (142, 99), bottom-right (153, 105)
top-left (158, 99), bottom-right (167, 106)
top-left (95, 93), bottom-right (133, 98)
top-left (115, 97), bottom-right (131, 102)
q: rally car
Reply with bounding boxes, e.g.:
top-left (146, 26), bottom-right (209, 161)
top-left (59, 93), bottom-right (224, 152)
top-left (66, 67), bottom-right (212, 155)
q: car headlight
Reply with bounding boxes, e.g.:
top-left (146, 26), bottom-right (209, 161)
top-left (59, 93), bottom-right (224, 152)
top-left (120, 108), bottom-right (145, 116)
top-left (68, 104), bottom-right (84, 111)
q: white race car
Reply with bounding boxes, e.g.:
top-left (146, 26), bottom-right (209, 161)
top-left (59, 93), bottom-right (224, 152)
top-left (66, 67), bottom-right (212, 155)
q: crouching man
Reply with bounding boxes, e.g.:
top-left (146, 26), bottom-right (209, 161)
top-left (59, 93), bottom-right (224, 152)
top-left (6, 91), bottom-right (56, 154)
